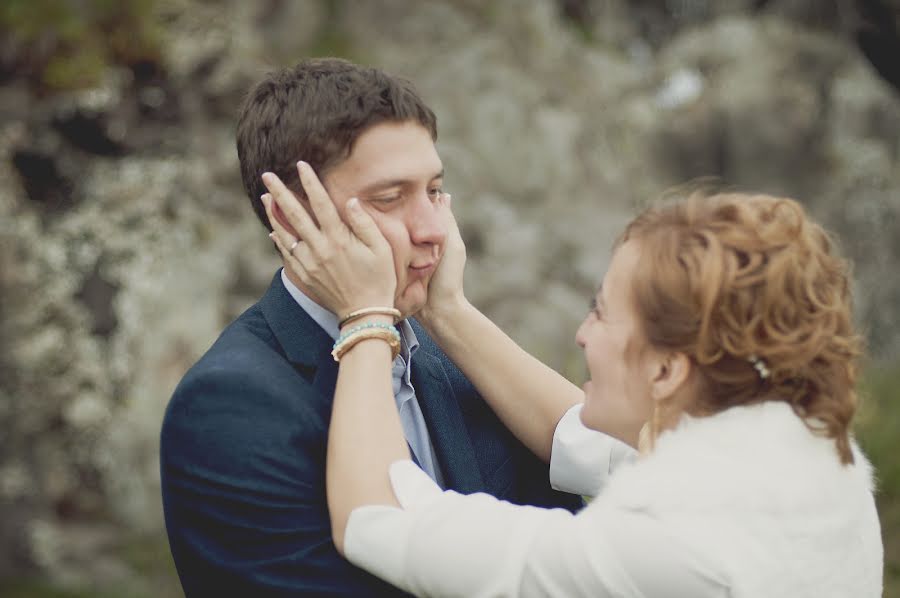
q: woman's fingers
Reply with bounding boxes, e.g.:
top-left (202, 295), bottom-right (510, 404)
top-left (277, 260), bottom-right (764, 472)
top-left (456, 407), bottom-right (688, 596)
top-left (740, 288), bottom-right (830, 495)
top-left (438, 193), bottom-right (460, 238)
top-left (261, 165), bottom-right (398, 316)
top-left (262, 192), bottom-right (315, 261)
top-left (269, 230), bottom-right (313, 283)
top-left (437, 193), bottom-right (465, 263)
top-left (261, 171), bottom-right (323, 249)
top-left (263, 164), bottom-right (384, 255)
top-left (296, 161), bottom-right (344, 236)
top-left (417, 192), bottom-right (467, 328)
top-left (344, 198), bottom-right (390, 253)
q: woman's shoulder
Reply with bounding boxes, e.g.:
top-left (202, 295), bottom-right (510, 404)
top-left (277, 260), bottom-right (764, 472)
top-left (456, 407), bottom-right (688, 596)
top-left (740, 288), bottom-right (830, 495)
top-left (581, 402), bottom-right (881, 596)
top-left (594, 401), bottom-right (875, 514)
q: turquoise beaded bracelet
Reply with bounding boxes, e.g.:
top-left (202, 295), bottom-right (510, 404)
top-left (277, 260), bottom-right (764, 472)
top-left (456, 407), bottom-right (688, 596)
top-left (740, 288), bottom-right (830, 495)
top-left (332, 322), bottom-right (401, 361)
top-left (334, 322), bottom-right (399, 347)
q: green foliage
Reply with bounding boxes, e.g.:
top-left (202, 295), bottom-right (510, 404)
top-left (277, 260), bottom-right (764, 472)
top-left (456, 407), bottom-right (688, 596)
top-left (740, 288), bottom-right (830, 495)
top-left (0, 532), bottom-right (182, 598)
top-left (307, 28), bottom-right (355, 62)
top-left (859, 363), bottom-right (900, 496)
top-left (305, 0), bottom-right (355, 62)
top-left (0, 0), bottom-right (164, 92)
top-left (856, 361), bottom-right (900, 597)
top-left (0, 581), bottom-right (124, 598)
top-left (41, 46), bottom-right (109, 91)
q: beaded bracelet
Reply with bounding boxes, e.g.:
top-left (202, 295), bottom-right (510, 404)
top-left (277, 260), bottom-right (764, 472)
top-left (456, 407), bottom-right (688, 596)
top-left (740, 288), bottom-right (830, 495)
top-left (332, 322), bottom-right (401, 362)
top-left (334, 321), bottom-right (399, 346)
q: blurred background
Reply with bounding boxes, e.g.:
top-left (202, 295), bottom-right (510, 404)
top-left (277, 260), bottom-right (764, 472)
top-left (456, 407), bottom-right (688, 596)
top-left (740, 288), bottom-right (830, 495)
top-left (1, 0), bottom-right (898, 595)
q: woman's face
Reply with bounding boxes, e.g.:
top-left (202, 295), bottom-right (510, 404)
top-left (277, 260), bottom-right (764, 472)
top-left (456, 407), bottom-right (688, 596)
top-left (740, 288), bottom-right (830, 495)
top-left (575, 241), bottom-right (656, 445)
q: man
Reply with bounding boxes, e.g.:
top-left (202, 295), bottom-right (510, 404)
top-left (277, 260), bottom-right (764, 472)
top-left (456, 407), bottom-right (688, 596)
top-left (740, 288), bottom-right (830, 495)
top-left (160, 58), bottom-right (581, 596)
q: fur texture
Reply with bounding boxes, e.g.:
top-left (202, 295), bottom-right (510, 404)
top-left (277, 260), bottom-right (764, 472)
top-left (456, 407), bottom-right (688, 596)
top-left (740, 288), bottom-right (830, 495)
top-left (594, 401), bottom-right (883, 597)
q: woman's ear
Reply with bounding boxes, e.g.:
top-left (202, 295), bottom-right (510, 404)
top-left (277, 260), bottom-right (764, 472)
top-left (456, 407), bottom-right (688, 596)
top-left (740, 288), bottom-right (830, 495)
top-left (650, 351), bottom-right (691, 401)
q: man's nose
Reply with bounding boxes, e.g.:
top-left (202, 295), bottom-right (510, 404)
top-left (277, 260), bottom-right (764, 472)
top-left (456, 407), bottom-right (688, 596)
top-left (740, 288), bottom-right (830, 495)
top-left (408, 192), bottom-right (447, 246)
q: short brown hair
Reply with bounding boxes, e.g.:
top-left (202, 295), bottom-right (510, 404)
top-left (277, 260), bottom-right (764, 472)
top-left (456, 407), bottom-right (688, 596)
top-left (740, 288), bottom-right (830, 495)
top-left (236, 58), bottom-right (437, 230)
top-left (621, 193), bottom-right (862, 464)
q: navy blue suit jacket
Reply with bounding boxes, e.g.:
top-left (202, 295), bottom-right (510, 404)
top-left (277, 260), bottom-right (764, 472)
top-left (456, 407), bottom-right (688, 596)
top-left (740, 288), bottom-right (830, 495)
top-left (160, 273), bottom-right (581, 596)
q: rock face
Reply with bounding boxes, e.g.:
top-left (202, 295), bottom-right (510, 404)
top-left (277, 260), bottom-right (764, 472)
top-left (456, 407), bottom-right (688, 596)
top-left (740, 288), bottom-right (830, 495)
top-left (1, 0), bottom-right (898, 591)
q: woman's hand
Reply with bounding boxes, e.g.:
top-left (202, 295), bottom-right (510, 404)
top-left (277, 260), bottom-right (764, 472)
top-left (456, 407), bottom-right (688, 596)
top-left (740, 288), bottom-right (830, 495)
top-left (418, 193), bottom-right (469, 328)
top-left (261, 161), bottom-right (397, 317)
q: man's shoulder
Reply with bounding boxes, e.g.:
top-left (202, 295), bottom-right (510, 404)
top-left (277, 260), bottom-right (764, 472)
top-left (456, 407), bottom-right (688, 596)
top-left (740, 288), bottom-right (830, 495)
top-left (164, 299), bottom-right (326, 436)
top-left (180, 304), bottom-right (281, 386)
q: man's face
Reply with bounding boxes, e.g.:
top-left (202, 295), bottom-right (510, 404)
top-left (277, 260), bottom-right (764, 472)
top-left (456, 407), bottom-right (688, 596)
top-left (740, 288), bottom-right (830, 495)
top-left (321, 121), bottom-right (447, 317)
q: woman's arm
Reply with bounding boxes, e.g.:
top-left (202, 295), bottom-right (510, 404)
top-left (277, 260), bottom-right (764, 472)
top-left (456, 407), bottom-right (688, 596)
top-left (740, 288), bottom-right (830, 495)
top-left (424, 299), bottom-right (583, 462)
top-left (343, 462), bottom-right (730, 597)
top-left (327, 320), bottom-right (409, 552)
top-left (261, 164), bottom-right (409, 552)
top-left (418, 202), bottom-right (583, 462)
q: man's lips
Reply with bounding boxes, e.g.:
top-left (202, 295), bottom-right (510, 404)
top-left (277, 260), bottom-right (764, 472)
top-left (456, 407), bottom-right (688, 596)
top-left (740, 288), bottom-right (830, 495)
top-left (408, 262), bottom-right (437, 278)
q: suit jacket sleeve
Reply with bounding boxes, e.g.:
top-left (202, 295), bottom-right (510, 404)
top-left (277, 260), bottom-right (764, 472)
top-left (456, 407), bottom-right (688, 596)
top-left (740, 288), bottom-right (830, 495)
top-left (160, 361), bottom-right (410, 597)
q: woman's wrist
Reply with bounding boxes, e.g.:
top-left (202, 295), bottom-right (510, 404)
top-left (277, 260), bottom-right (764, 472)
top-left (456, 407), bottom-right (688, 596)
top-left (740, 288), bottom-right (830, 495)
top-left (334, 315), bottom-right (400, 362)
top-left (418, 296), bottom-right (475, 341)
top-left (338, 306), bottom-right (401, 329)
top-left (339, 313), bottom-right (395, 336)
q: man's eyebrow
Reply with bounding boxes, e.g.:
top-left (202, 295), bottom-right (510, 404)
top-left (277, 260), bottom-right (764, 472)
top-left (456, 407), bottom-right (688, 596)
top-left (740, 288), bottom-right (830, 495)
top-left (358, 169), bottom-right (444, 195)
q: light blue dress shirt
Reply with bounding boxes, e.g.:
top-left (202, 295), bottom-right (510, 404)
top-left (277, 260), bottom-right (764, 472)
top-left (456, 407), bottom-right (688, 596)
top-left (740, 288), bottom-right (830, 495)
top-left (280, 269), bottom-right (444, 486)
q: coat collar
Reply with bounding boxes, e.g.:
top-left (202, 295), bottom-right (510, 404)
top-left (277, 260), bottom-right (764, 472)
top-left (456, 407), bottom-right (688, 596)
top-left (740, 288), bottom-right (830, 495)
top-left (257, 273), bottom-right (488, 494)
top-left (258, 271), bottom-right (333, 367)
top-left (409, 340), bottom-right (486, 495)
top-left (258, 272), bottom-right (340, 403)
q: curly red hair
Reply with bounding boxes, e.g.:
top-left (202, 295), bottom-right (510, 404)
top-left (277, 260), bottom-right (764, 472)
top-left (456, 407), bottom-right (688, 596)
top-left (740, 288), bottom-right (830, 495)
top-left (621, 193), bottom-right (862, 464)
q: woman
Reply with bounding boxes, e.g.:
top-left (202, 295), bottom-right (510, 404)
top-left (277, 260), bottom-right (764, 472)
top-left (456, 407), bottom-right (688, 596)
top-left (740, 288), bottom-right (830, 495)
top-left (260, 162), bottom-right (883, 597)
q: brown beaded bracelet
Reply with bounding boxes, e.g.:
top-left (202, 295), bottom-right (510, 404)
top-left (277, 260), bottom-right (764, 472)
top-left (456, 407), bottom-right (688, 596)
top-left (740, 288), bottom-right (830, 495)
top-left (338, 306), bottom-right (402, 329)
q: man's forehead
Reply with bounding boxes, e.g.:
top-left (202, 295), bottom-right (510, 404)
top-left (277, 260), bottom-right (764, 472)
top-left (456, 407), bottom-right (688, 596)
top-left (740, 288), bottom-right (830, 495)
top-left (327, 151), bottom-right (442, 192)
top-left (357, 167), bottom-right (444, 192)
top-left (324, 161), bottom-right (443, 194)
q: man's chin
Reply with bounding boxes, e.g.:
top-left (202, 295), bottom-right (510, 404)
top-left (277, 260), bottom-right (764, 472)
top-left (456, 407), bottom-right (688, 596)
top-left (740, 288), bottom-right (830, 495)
top-left (395, 283), bottom-right (428, 319)
top-left (396, 299), bottom-right (426, 319)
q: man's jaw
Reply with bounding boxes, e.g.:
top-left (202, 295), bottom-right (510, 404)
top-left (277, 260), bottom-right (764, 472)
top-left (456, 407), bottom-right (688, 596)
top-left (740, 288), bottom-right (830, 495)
top-left (395, 277), bottom-right (430, 319)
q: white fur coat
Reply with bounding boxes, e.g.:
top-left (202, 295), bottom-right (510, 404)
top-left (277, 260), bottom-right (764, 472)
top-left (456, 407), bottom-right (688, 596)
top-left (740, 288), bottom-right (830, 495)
top-left (597, 401), bottom-right (883, 597)
top-left (345, 401), bottom-right (883, 597)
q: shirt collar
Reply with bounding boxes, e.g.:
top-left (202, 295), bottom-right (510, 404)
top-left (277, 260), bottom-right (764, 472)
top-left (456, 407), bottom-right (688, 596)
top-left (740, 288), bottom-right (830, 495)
top-left (281, 268), bottom-right (341, 339)
top-left (398, 318), bottom-right (419, 365)
top-left (280, 268), bottom-right (419, 361)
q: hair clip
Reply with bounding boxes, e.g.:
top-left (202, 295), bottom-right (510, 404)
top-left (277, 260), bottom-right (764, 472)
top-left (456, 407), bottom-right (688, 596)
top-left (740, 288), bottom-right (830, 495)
top-left (748, 354), bottom-right (770, 380)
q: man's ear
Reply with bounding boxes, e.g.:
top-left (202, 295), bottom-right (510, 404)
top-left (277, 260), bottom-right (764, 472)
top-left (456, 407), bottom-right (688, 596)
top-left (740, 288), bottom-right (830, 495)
top-left (650, 351), bottom-right (691, 401)
top-left (270, 190), bottom-right (317, 238)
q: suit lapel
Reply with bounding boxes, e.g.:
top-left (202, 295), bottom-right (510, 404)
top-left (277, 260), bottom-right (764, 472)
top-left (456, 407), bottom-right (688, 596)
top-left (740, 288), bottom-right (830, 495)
top-left (259, 271), bottom-right (339, 400)
top-left (260, 274), bottom-right (486, 494)
top-left (311, 352), bottom-right (339, 405)
top-left (411, 349), bottom-right (485, 495)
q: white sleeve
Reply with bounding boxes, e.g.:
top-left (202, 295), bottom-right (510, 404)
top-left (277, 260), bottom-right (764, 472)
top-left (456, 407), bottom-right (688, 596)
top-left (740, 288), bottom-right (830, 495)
top-left (549, 404), bottom-right (637, 497)
top-left (344, 460), bottom-right (730, 598)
